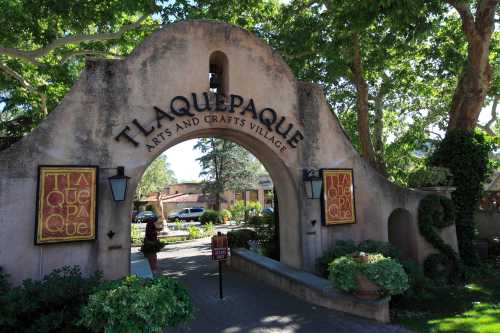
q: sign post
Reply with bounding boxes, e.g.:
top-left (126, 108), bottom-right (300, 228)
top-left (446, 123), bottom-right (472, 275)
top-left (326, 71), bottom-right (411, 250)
top-left (211, 232), bottom-right (229, 300)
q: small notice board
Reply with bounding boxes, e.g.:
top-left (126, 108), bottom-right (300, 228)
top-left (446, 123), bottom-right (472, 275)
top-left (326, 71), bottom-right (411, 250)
top-left (211, 234), bottom-right (229, 261)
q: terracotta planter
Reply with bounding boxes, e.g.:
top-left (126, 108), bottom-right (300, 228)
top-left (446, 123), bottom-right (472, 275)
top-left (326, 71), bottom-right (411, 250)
top-left (354, 274), bottom-right (381, 300)
top-left (146, 253), bottom-right (158, 272)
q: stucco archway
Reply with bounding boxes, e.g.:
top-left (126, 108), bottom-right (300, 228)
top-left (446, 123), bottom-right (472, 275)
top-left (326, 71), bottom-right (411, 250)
top-left (128, 127), bottom-right (301, 272)
top-left (0, 20), bottom-right (459, 284)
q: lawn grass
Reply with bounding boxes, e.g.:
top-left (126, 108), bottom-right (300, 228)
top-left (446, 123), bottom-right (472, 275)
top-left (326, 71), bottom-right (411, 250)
top-left (393, 276), bottom-right (500, 333)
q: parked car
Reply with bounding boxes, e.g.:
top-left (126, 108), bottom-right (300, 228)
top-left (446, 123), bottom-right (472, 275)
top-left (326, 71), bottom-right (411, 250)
top-left (133, 210), bottom-right (157, 223)
top-left (261, 207), bottom-right (274, 216)
top-left (168, 207), bottom-right (205, 222)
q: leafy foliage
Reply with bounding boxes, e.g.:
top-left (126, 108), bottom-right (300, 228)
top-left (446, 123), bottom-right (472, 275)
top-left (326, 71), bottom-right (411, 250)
top-left (328, 253), bottom-right (409, 297)
top-left (418, 194), bottom-right (457, 262)
top-left (247, 211), bottom-right (279, 259)
top-left (79, 275), bottom-right (193, 333)
top-left (430, 130), bottom-right (497, 265)
top-left (0, 266), bottom-right (102, 333)
top-left (228, 200), bottom-right (262, 223)
top-left (199, 209), bottom-right (223, 224)
top-left (202, 222), bottom-right (215, 236)
top-left (227, 229), bottom-right (258, 249)
top-left (136, 155), bottom-right (176, 200)
top-left (423, 253), bottom-right (456, 286)
top-left (408, 167), bottom-right (453, 188)
top-left (317, 239), bottom-right (400, 277)
top-left (186, 225), bottom-right (202, 240)
top-left (195, 138), bottom-right (263, 210)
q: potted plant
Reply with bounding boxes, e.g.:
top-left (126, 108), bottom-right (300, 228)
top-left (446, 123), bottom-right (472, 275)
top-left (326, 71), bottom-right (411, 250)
top-left (328, 253), bottom-right (409, 300)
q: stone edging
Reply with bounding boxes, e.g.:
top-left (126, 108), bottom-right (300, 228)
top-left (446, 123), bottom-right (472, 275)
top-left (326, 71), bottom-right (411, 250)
top-left (228, 248), bottom-right (390, 323)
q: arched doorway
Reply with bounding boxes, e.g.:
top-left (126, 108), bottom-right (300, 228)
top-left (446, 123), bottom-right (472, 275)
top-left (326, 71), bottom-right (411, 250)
top-left (121, 127), bottom-right (300, 278)
top-left (388, 208), bottom-right (416, 259)
top-left (132, 135), bottom-right (281, 264)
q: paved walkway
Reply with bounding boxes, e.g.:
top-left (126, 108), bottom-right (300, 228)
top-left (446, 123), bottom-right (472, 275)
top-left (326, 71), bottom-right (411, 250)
top-left (155, 237), bottom-right (414, 333)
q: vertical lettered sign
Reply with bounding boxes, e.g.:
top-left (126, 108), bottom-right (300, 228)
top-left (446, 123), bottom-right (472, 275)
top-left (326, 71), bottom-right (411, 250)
top-left (322, 169), bottom-right (356, 225)
top-left (35, 166), bottom-right (98, 244)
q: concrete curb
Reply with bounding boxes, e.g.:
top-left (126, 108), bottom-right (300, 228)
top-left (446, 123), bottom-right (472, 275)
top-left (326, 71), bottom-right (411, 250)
top-left (228, 248), bottom-right (390, 323)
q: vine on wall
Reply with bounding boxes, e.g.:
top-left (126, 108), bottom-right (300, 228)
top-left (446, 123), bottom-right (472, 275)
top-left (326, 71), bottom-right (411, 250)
top-left (429, 130), bottom-right (496, 265)
top-left (418, 194), bottom-right (457, 261)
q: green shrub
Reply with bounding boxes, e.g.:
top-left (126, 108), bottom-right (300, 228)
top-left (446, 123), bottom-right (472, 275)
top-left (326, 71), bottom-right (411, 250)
top-left (407, 167), bottom-right (453, 188)
top-left (328, 254), bottom-right (409, 297)
top-left (0, 266), bottom-right (102, 333)
top-left (140, 240), bottom-right (165, 255)
top-left (423, 253), bottom-right (455, 285)
top-left (317, 240), bottom-right (360, 277)
top-left (202, 222), bottom-right (215, 236)
top-left (220, 209), bottom-right (232, 221)
top-left (358, 240), bottom-right (401, 259)
top-left (248, 213), bottom-right (279, 260)
top-left (131, 224), bottom-right (143, 245)
top-left (229, 200), bottom-right (262, 223)
top-left (79, 275), bottom-right (193, 333)
top-left (199, 209), bottom-right (222, 224)
top-left (175, 219), bottom-right (183, 230)
top-left (227, 229), bottom-right (257, 249)
top-left (187, 225), bottom-right (202, 239)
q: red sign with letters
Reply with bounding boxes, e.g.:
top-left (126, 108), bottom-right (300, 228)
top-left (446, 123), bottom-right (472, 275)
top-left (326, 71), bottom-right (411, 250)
top-left (35, 166), bottom-right (98, 244)
top-left (211, 234), bottom-right (229, 261)
top-left (322, 169), bottom-right (356, 225)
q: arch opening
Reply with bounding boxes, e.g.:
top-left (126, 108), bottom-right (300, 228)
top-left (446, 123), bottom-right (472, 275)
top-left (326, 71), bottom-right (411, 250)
top-left (209, 51), bottom-right (229, 95)
top-left (388, 208), bottom-right (416, 259)
top-left (127, 127), bottom-right (301, 273)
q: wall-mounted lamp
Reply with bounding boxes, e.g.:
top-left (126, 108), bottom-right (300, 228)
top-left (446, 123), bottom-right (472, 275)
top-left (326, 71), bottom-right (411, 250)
top-left (303, 169), bottom-right (322, 199)
top-left (108, 166), bottom-right (130, 202)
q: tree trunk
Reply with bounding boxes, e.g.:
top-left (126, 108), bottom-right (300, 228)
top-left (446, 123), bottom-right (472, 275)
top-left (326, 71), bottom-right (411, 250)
top-left (373, 77), bottom-right (389, 176)
top-left (350, 32), bottom-right (383, 174)
top-left (448, 40), bottom-right (492, 131)
top-left (447, 0), bottom-right (497, 132)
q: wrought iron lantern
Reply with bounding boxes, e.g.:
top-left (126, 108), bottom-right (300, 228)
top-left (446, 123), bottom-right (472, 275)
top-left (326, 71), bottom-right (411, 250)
top-left (108, 166), bottom-right (130, 202)
top-left (303, 169), bottom-right (322, 199)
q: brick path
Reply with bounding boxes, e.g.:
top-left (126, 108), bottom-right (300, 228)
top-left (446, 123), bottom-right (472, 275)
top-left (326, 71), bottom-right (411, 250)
top-left (157, 237), bottom-right (414, 333)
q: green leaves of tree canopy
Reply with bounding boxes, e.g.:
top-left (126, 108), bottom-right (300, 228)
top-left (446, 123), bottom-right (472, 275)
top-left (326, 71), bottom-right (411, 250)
top-left (135, 155), bottom-right (176, 200)
top-left (195, 138), bottom-right (263, 210)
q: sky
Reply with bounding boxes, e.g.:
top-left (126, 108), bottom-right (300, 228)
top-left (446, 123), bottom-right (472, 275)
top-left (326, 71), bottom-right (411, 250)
top-left (163, 139), bottom-right (203, 182)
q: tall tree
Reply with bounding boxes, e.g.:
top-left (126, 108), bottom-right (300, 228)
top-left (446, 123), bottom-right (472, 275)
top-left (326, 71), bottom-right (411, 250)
top-left (0, 0), bottom-right (159, 147)
top-left (446, 0), bottom-right (498, 132)
top-left (135, 155), bottom-right (176, 200)
top-left (195, 138), bottom-right (261, 210)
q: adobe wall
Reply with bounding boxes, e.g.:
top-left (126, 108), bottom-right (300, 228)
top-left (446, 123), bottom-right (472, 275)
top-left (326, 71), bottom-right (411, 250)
top-left (0, 20), bottom-right (457, 284)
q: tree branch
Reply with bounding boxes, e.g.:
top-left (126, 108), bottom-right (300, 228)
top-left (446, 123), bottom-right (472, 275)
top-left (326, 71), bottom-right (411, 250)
top-left (0, 62), bottom-right (48, 115)
top-left (447, 0), bottom-right (477, 42)
top-left (479, 95), bottom-right (498, 135)
top-left (60, 50), bottom-right (124, 64)
top-left (0, 15), bottom-right (147, 64)
top-left (475, 0), bottom-right (498, 37)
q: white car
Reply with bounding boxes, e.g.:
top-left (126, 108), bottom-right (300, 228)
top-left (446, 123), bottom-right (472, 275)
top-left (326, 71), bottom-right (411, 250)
top-left (168, 207), bottom-right (205, 222)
